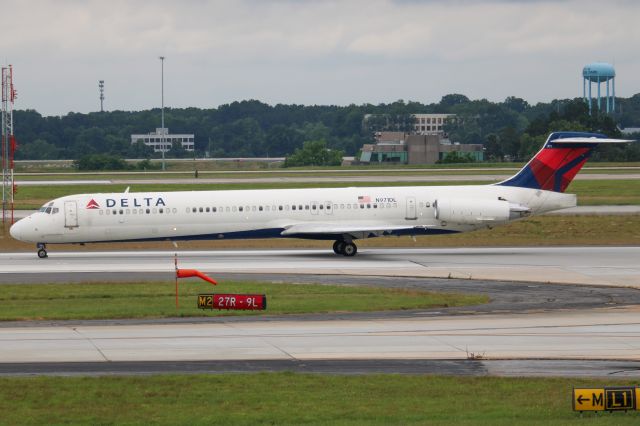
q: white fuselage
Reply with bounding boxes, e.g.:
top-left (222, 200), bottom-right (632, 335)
top-left (10, 184), bottom-right (576, 245)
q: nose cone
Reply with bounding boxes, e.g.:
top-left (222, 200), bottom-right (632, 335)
top-left (9, 219), bottom-right (25, 241)
top-left (9, 217), bottom-right (34, 242)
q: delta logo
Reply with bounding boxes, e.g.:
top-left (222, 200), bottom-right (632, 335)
top-left (86, 199), bottom-right (100, 209)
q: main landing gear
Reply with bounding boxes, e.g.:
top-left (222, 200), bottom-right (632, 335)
top-left (333, 240), bottom-right (357, 257)
top-left (37, 243), bottom-right (48, 259)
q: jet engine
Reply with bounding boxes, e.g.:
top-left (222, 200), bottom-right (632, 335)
top-left (434, 199), bottom-right (530, 225)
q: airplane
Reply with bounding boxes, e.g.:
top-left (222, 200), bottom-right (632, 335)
top-left (9, 131), bottom-right (635, 258)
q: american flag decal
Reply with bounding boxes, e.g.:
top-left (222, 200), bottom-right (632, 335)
top-left (357, 195), bottom-right (371, 203)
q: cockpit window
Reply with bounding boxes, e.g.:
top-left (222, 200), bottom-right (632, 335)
top-left (39, 207), bottom-right (47, 212)
top-left (52, 208), bottom-right (59, 214)
top-left (45, 207), bottom-right (52, 214)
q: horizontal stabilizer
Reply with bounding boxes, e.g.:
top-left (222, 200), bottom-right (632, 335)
top-left (548, 137), bottom-right (635, 144)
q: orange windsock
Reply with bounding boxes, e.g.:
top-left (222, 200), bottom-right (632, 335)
top-left (176, 269), bottom-right (218, 285)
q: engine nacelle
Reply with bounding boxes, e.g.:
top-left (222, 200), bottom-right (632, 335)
top-left (434, 199), bottom-right (526, 225)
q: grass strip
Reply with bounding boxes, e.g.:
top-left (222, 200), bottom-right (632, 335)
top-left (0, 281), bottom-right (487, 321)
top-left (0, 374), bottom-right (637, 425)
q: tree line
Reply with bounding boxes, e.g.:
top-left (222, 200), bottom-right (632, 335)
top-left (13, 93), bottom-right (640, 164)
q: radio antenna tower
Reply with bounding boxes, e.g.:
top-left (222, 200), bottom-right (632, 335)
top-left (99, 80), bottom-right (105, 112)
top-left (1, 65), bottom-right (17, 224)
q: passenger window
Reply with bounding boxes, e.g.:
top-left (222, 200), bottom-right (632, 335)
top-left (393, 203), bottom-right (398, 208)
top-left (106, 210), bottom-right (110, 215)
top-left (99, 210), bottom-right (104, 215)
top-left (285, 205), bottom-right (290, 211)
top-left (212, 207), bottom-right (217, 212)
top-left (386, 203), bottom-right (391, 208)
top-left (366, 204), bottom-right (371, 209)
top-left (113, 210), bottom-right (117, 215)
top-left (152, 208), bottom-right (157, 214)
top-left (259, 206), bottom-right (263, 211)
top-left (347, 204), bottom-right (351, 209)
top-left (266, 206), bottom-right (270, 211)
top-left (192, 207), bottom-right (197, 213)
top-left (146, 208), bottom-right (150, 214)
top-left (199, 207), bottom-right (203, 213)
top-left (425, 202), bottom-right (431, 208)
top-left (226, 207), bottom-right (230, 212)
top-left (232, 206), bottom-right (237, 212)
top-left (173, 208), bottom-right (177, 213)
top-left (327, 205), bottom-right (332, 210)
top-left (239, 207), bottom-right (243, 212)
top-left (127, 209), bottom-right (131, 214)
top-left (133, 209), bottom-right (137, 214)
top-left (319, 205), bottom-right (323, 210)
top-left (312, 205), bottom-right (316, 210)
top-left (206, 207), bottom-right (210, 213)
top-left (252, 206), bottom-right (256, 212)
top-left (292, 205), bottom-right (297, 210)
top-left (360, 205), bottom-right (364, 209)
top-left (373, 204), bottom-right (377, 209)
top-left (278, 206), bottom-right (283, 211)
top-left (305, 205), bottom-right (309, 210)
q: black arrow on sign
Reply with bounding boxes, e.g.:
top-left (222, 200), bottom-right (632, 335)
top-left (577, 395), bottom-right (589, 404)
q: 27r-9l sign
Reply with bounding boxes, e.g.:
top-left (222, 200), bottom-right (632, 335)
top-left (198, 294), bottom-right (267, 311)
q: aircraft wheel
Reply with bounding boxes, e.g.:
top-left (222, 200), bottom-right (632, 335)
top-left (37, 248), bottom-right (48, 259)
top-left (333, 240), bottom-right (345, 255)
top-left (342, 242), bottom-right (357, 257)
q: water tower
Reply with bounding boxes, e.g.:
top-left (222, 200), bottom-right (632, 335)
top-left (582, 62), bottom-right (615, 114)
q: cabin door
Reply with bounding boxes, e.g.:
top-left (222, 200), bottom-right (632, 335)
top-left (64, 201), bottom-right (79, 228)
top-left (405, 196), bottom-right (417, 220)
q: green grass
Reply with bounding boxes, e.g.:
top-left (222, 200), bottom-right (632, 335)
top-left (0, 281), bottom-right (486, 321)
top-left (13, 179), bottom-right (640, 209)
top-left (0, 374), bottom-right (637, 425)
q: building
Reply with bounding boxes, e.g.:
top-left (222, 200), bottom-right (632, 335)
top-left (131, 128), bottom-right (194, 153)
top-left (412, 113), bottom-right (455, 134)
top-left (358, 115), bottom-right (483, 165)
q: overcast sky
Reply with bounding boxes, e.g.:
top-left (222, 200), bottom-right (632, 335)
top-left (2, 0), bottom-right (638, 116)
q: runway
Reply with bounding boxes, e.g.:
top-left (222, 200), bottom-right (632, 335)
top-left (1, 246), bottom-right (639, 287)
top-left (0, 307), bottom-right (639, 368)
top-left (1, 247), bottom-right (639, 376)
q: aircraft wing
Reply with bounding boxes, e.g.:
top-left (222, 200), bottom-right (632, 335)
top-left (280, 222), bottom-right (433, 237)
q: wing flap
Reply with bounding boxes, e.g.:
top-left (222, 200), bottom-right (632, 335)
top-left (280, 222), bottom-right (432, 236)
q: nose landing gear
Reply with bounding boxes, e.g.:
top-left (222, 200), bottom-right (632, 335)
top-left (37, 243), bottom-right (48, 259)
top-left (332, 240), bottom-right (358, 257)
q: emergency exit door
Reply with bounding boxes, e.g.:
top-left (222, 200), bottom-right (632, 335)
top-left (405, 196), bottom-right (417, 220)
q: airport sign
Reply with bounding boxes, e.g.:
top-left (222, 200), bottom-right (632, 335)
top-left (573, 387), bottom-right (638, 412)
top-left (198, 293), bottom-right (267, 310)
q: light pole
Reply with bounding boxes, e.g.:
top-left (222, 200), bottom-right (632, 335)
top-left (159, 56), bottom-right (165, 171)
